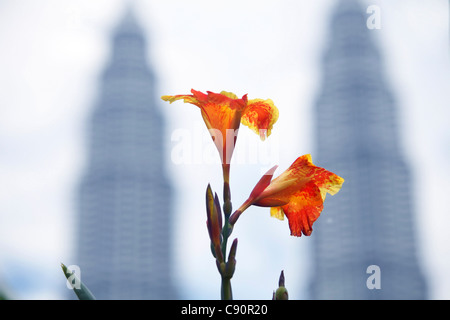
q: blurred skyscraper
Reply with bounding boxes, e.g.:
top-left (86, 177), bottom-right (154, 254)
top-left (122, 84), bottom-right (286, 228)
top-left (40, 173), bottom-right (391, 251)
top-left (310, 0), bottom-right (427, 299)
top-left (75, 7), bottom-right (177, 299)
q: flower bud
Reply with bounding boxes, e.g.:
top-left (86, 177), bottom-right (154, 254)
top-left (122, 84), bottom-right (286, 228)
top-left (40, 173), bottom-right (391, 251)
top-left (224, 238), bottom-right (238, 278)
top-left (273, 270), bottom-right (289, 300)
top-left (206, 184), bottom-right (223, 262)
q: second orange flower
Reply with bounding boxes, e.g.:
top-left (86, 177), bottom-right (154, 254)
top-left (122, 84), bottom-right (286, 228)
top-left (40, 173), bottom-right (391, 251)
top-left (229, 154), bottom-right (344, 237)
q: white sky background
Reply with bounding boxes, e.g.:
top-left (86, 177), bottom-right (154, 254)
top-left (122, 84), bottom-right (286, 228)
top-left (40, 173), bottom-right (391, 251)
top-left (0, 0), bottom-right (448, 299)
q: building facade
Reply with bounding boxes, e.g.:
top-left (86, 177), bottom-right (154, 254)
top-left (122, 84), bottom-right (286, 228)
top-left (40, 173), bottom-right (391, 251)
top-left (309, 0), bottom-right (427, 299)
top-left (75, 8), bottom-right (177, 299)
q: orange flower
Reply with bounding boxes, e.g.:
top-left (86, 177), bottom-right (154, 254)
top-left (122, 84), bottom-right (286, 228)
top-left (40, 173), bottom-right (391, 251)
top-left (161, 90), bottom-right (279, 177)
top-left (229, 154), bottom-right (344, 237)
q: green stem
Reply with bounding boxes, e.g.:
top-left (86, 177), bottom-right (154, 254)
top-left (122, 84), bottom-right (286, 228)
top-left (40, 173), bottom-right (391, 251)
top-left (221, 276), bottom-right (233, 300)
top-left (221, 217), bottom-right (230, 263)
top-left (220, 163), bottom-right (234, 300)
top-left (221, 164), bottom-right (233, 259)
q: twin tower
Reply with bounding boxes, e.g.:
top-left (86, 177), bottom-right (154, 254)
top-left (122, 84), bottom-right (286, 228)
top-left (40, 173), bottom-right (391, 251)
top-left (76, 1), bottom-right (427, 299)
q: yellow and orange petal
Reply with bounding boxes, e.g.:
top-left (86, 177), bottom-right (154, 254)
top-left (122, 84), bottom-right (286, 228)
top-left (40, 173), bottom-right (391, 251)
top-left (241, 98), bottom-right (279, 140)
top-left (261, 154), bottom-right (344, 201)
top-left (270, 182), bottom-right (324, 236)
top-left (256, 154), bottom-right (344, 237)
top-left (162, 89), bottom-right (278, 141)
top-left (162, 90), bottom-right (249, 164)
top-left (162, 90), bottom-right (247, 130)
top-left (161, 92), bottom-right (201, 106)
top-left (294, 154), bottom-right (344, 200)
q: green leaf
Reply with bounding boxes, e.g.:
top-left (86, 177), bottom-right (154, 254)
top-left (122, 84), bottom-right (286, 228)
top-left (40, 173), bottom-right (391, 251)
top-left (61, 263), bottom-right (96, 300)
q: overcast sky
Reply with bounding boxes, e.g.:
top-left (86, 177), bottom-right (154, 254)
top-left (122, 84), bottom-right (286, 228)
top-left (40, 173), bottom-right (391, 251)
top-left (0, 0), bottom-right (449, 299)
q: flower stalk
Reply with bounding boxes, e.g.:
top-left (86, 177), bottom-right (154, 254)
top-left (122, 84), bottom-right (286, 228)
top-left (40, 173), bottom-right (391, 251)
top-left (162, 89), bottom-right (344, 300)
top-left (206, 182), bottom-right (236, 300)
